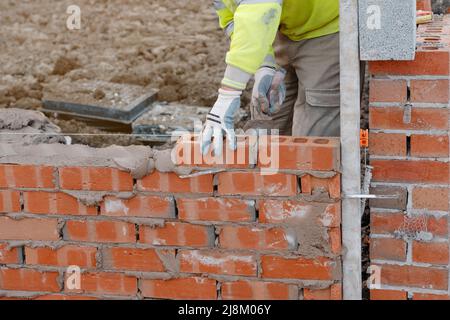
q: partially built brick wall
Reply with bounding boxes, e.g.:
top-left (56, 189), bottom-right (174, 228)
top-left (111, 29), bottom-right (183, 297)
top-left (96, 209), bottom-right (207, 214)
top-left (0, 136), bottom-right (342, 300)
top-left (369, 14), bottom-right (450, 300)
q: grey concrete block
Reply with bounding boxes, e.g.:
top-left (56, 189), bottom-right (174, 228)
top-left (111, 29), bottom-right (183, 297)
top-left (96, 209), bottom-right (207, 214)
top-left (359, 0), bottom-right (416, 61)
top-left (369, 186), bottom-right (407, 210)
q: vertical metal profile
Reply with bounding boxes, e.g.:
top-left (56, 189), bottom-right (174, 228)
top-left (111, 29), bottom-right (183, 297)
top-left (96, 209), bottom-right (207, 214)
top-left (339, 0), bottom-right (362, 300)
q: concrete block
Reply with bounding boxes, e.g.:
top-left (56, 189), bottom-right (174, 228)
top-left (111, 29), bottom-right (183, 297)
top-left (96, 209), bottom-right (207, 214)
top-left (359, 0), bottom-right (416, 60)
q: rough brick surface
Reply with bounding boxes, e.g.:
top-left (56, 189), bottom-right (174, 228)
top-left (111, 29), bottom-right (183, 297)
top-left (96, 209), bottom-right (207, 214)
top-left (0, 133), bottom-right (342, 300)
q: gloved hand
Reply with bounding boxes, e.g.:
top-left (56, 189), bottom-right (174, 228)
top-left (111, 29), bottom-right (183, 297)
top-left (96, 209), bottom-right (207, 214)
top-left (251, 67), bottom-right (286, 116)
top-left (201, 88), bottom-right (241, 157)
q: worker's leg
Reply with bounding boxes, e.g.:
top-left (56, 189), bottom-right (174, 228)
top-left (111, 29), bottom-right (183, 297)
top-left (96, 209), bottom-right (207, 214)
top-left (250, 33), bottom-right (297, 136)
top-left (291, 32), bottom-right (341, 137)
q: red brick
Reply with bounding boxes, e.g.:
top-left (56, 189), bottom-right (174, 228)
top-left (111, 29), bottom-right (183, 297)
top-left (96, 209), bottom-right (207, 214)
top-left (370, 107), bottom-right (448, 131)
top-left (328, 228), bottom-right (341, 255)
top-left (25, 245), bottom-right (97, 268)
top-left (100, 195), bottom-right (174, 218)
top-left (177, 198), bottom-right (255, 222)
top-left (370, 289), bottom-right (407, 300)
top-left (372, 160), bottom-right (449, 184)
top-left (369, 79), bottom-right (407, 103)
top-left (412, 241), bottom-right (449, 265)
top-left (413, 293), bottom-right (450, 300)
top-left (0, 244), bottom-right (20, 264)
top-left (139, 222), bottom-right (214, 247)
top-left (0, 217), bottom-right (59, 241)
top-left (67, 272), bottom-right (137, 296)
top-left (258, 136), bottom-right (340, 171)
top-left (179, 250), bottom-right (257, 276)
top-left (370, 238), bottom-right (407, 261)
top-left (59, 167), bottom-right (133, 191)
top-left (417, 0), bottom-right (432, 11)
top-left (64, 220), bottom-right (135, 243)
top-left (141, 277), bottom-right (217, 300)
top-left (369, 133), bottom-right (406, 156)
top-left (259, 200), bottom-right (340, 228)
top-left (0, 190), bottom-right (20, 213)
top-left (374, 264), bottom-right (448, 290)
top-left (137, 171), bottom-right (213, 194)
top-left (217, 172), bottom-right (297, 196)
top-left (0, 165), bottom-right (55, 189)
top-left (23, 192), bottom-right (97, 216)
top-left (301, 174), bottom-right (340, 199)
top-left (371, 212), bottom-right (448, 237)
top-left (174, 134), bottom-right (254, 169)
top-left (0, 268), bottom-right (60, 292)
top-left (221, 281), bottom-right (298, 300)
top-left (411, 135), bottom-right (449, 158)
top-left (303, 284), bottom-right (342, 300)
top-left (102, 247), bottom-right (173, 272)
top-left (412, 187), bottom-right (449, 211)
top-left (410, 80), bottom-right (449, 103)
top-left (369, 50), bottom-right (450, 76)
top-left (34, 294), bottom-right (99, 300)
top-left (261, 256), bottom-right (338, 280)
top-left (218, 225), bottom-right (295, 251)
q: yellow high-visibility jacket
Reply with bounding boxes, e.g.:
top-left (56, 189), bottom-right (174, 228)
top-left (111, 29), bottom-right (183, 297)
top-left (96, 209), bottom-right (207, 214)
top-left (214, 0), bottom-right (339, 90)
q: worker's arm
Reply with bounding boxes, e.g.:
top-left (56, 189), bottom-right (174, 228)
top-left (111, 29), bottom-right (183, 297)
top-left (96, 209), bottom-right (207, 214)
top-left (215, 0), bottom-right (282, 90)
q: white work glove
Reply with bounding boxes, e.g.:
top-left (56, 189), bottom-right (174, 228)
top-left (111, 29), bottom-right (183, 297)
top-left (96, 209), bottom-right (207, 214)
top-left (201, 88), bottom-right (241, 157)
top-left (252, 67), bottom-right (287, 115)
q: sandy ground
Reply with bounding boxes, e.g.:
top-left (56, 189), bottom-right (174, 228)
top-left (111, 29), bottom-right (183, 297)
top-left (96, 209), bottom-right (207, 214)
top-left (0, 0), bottom-right (236, 146)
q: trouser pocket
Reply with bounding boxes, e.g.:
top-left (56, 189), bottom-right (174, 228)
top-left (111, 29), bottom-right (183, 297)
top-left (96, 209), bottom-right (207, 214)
top-left (294, 88), bottom-right (341, 137)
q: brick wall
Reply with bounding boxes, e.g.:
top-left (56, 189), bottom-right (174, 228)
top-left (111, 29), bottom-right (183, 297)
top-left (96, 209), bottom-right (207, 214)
top-left (0, 136), bottom-right (342, 300)
top-left (368, 14), bottom-right (450, 300)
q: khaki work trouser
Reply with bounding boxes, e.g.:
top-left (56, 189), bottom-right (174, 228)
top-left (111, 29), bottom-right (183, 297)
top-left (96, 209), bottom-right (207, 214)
top-left (251, 32), bottom-right (341, 137)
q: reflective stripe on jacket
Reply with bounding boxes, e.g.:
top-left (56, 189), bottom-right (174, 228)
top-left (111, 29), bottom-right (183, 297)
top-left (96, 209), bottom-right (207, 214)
top-left (214, 0), bottom-right (339, 90)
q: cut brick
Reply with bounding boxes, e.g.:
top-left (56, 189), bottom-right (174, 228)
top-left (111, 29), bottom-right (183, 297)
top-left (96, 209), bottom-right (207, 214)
top-left (369, 186), bottom-right (407, 210)
top-left (221, 281), bottom-right (299, 300)
top-left (140, 277), bottom-right (217, 300)
top-left (369, 79), bottom-right (407, 103)
top-left (0, 244), bottom-right (21, 264)
top-left (177, 197), bottom-right (255, 222)
top-left (137, 171), bottom-right (213, 194)
top-left (0, 190), bottom-right (21, 213)
top-left (370, 238), bottom-right (407, 261)
top-left (301, 174), bottom-right (341, 199)
top-left (59, 167), bottom-right (133, 191)
top-left (179, 250), bottom-right (257, 276)
top-left (303, 284), bottom-right (342, 300)
top-left (100, 195), bottom-right (174, 218)
top-left (139, 222), bottom-right (214, 247)
top-left (369, 133), bottom-right (406, 156)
